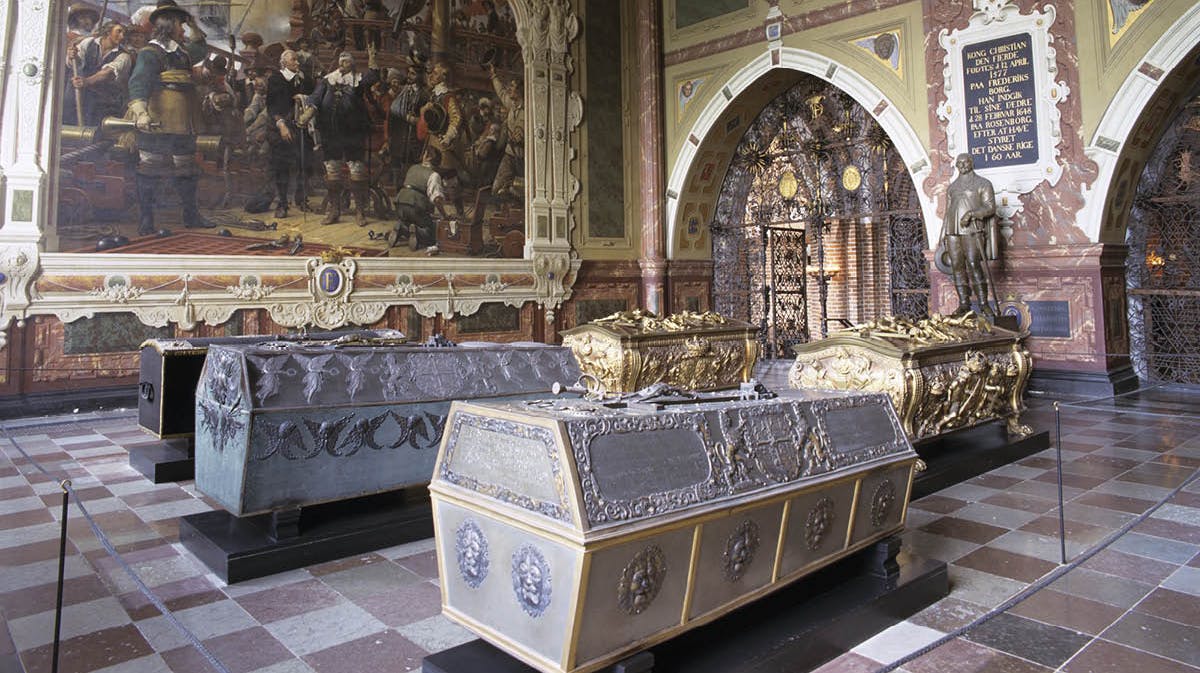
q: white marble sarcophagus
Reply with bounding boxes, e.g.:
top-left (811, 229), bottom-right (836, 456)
top-left (193, 340), bottom-right (581, 516)
top-left (428, 389), bottom-right (919, 673)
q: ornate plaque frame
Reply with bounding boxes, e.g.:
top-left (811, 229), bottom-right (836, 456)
top-left (935, 0), bottom-right (1069, 218)
top-left (0, 0), bottom-right (586, 347)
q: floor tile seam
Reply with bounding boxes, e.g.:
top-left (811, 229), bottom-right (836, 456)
top-left (944, 633), bottom-right (1057, 670)
top-left (1090, 588), bottom-right (1180, 665)
top-left (1090, 633), bottom-right (1200, 669)
top-left (1128, 601), bottom-right (1200, 631)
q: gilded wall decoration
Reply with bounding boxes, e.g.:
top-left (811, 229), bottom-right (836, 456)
top-left (1108, 0), bottom-right (1156, 46)
top-left (850, 30), bottom-right (903, 76)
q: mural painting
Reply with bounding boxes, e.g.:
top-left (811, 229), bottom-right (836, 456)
top-left (56, 0), bottom-right (526, 259)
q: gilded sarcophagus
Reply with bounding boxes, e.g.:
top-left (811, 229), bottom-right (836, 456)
top-left (193, 340), bottom-right (580, 516)
top-left (788, 313), bottom-right (1032, 442)
top-left (429, 389), bottom-right (919, 673)
top-left (560, 310), bottom-right (758, 393)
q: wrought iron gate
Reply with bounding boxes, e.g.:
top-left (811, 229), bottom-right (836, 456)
top-left (712, 75), bottom-right (929, 358)
top-left (763, 225), bottom-right (808, 358)
top-left (1126, 96), bottom-right (1200, 384)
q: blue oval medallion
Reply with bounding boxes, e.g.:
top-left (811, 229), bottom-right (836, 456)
top-left (318, 266), bottom-right (342, 295)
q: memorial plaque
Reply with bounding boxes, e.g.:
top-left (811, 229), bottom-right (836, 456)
top-left (590, 429), bottom-right (710, 501)
top-left (963, 33), bottom-right (1039, 169)
top-left (1027, 300), bottom-right (1071, 338)
top-left (822, 404), bottom-right (900, 454)
top-left (936, 5), bottom-right (1067, 207)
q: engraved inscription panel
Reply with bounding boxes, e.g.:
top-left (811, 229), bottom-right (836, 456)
top-left (821, 404), bottom-right (899, 454)
top-left (963, 33), bottom-right (1038, 169)
top-left (589, 429), bottom-right (711, 503)
top-left (448, 423), bottom-right (561, 504)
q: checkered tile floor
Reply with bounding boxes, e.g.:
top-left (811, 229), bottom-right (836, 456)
top-left (1, 393), bottom-right (1198, 673)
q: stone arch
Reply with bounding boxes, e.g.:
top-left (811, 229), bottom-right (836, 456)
top-left (1081, 3), bottom-right (1200, 243)
top-left (665, 47), bottom-right (935, 258)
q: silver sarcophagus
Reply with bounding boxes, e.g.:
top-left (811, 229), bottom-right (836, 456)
top-left (429, 389), bottom-right (919, 673)
top-left (193, 340), bottom-right (581, 516)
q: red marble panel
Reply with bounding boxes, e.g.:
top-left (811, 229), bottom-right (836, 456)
top-left (921, 0), bottom-right (1097, 247)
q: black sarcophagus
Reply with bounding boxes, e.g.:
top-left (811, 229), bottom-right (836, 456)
top-left (137, 330), bottom-right (403, 439)
top-left (192, 339), bottom-right (581, 516)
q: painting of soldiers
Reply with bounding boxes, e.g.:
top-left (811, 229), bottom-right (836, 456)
top-left (65, 21), bottom-right (132, 126)
top-left (127, 0), bottom-right (214, 235)
top-left (489, 62), bottom-right (524, 202)
top-left (267, 49), bottom-right (315, 217)
top-left (51, 0), bottom-right (527, 259)
top-left (308, 47), bottom-right (380, 226)
top-left (422, 60), bottom-right (469, 216)
top-left (382, 63), bottom-right (429, 186)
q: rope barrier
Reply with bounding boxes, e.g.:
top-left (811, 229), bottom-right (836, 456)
top-left (1, 429), bottom-right (232, 673)
top-left (871, 392), bottom-right (1200, 673)
top-left (875, 468), bottom-right (1198, 672)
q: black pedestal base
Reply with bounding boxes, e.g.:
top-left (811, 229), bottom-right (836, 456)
top-left (180, 490), bottom-right (433, 583)
top-left (128, 437), bottom-right (194, 483)
top-left (912, 420), bottom-right (1050, 499)
top-left (423, 546), bottom-right (948, 673)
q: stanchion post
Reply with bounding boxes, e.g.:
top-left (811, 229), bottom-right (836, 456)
top-left (1054, 402), bottom-right (1066, 565)
top-left (52, 479), bottom-right (71, 673)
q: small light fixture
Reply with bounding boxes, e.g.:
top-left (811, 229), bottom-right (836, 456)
top-left (778, 170), bottom-right (799, 199)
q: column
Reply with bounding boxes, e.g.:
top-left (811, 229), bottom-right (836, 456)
top-left (430, 0), bottom-right (450, 62)
top-left (635, 0), bottom-right (666, 314)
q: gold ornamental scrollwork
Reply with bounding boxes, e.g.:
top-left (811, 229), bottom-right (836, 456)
top-left (591, 309), bottom-right (730, 333)
top-left (790, 313), bottom-right (1032, 442)
top-left (562, 311), bottom-right (757, 393)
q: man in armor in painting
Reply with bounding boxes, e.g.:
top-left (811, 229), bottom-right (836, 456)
top-left (308, 47), bottom-right (380, 226)
top-left (126, 0), bottom-right (214, 235)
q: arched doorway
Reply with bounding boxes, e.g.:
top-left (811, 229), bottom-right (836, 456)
top-left (711, 74), bottom-right (928, 358)
top-left (1126, 82), bottom-right (1200, 384)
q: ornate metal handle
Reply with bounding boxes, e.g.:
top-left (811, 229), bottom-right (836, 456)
top-left (138, 382), bottom-right (154, 402)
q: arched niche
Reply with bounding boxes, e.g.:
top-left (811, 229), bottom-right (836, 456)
top-left (666, 47), bottom-right (936, 258)
top-left (0, 0), bottom-right (583, 345)
top-left (1081, 2), bottom-right (1200, 244)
